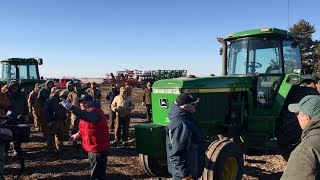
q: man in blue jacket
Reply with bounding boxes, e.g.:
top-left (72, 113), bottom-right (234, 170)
top-left (166, 93), bottom-right (205, 180)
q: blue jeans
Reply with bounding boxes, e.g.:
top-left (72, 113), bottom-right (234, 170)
top-left (88, 150), bottom-right (108, 180)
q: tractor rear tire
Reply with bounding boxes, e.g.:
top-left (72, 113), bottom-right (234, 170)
top-left (138, 154), bottom-right (169, 177)
top-left (276, 86), bottom-right (319, 160)
top-left (201, 139), bottom-right (244, 180)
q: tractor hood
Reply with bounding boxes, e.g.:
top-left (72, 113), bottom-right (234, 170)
top-left (152, 75), bottom-right (254, 93)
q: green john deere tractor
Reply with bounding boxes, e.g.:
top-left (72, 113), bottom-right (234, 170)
top-left (134, 28), bottom-right (318, 179)
top-left (0, 58), bottom-right (44, 94)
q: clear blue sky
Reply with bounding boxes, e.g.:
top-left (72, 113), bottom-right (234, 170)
top-left (0, 0), bottom-right (319, 78)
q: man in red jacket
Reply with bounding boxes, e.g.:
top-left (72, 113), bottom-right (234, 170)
top-left (60, 95), bottom-right (110, 180)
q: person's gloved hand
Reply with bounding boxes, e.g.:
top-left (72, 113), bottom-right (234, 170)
top-left (69, 133), bottom-right (80, 142)
top-left (142, 102), bottom-right (145, 106)
top-left (23, 115), bottom-right (29, 123)
top-left (60, 100), bottom-right (72, 110)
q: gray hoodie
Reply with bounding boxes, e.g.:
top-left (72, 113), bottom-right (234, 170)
top-left (60, 81), bottom-right (74, 100)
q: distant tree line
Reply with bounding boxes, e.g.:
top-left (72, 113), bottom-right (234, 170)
top-left (289, 19), bottom-right (319, 74)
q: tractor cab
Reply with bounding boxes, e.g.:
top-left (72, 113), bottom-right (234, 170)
top-left (224, 28), bottom-right (302, 108)
top-left (0, 58), bottom-right (44, 94)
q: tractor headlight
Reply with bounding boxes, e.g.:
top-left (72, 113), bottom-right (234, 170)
top-left (286, 75), bottom-right (300, 84)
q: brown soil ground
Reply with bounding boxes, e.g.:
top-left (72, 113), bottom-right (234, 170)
top-left (3, 85), bottom-right (286, 180)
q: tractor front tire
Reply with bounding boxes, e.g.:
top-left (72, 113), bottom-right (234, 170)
top-left (201, 139), bottom-right (244, 180)
top-left (138, 154), bottom-right (169, 177)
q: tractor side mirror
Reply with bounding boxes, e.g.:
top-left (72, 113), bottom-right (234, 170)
top-left (38, 58), bottom-right (43, 65)
top-left (292, 68), bottom-right (301, 74)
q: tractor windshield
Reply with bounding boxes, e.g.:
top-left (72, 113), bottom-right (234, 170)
top-left (2, 63), bottom-right (39, 80)
top-left (227, 37), bottom-right (301, 75)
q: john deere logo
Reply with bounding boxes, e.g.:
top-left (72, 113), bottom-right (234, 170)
top-left (160, 98), bottom-right (168, 108)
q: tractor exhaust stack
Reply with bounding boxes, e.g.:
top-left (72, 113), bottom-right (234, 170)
top-left (217, 37), bottom-right (227, 76)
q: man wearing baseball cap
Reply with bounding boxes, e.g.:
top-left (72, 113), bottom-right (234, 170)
top-left (281, 95), bottom-right (320, 180)
top-left (60, 95), bottom-right (110, 179)
top-left (166, 93), bottom-right (205, 180)
top-left (111, 86), bottom-right (134, 145)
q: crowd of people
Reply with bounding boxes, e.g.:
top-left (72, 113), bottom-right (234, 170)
top-left (2, 77), bottom-right (320, 180)
top-left (0, 79), bottom-right (152, 180)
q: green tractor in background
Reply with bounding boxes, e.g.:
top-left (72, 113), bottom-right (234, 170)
top-left (0, 58), bottom-right (44, 94)
top-left (134, 28), bottom-right (319, 179)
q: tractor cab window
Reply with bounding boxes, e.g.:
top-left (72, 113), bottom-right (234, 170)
top-left (18, 65), bottom-right (28, 79)
top-left (228, 38), bottom-right (282, 75)
top-left (228, 40), bottom-right (248, 75)
top-left (2, 64), bottom-right (39, 80)
top-left (283, 40), bottom-right (302, 73)
top-left (28, 65), bottom-right (39, 79)
top-left (247, 39), bottom-right (281, 74)
top-left (2, 64), bottom-right (16, 80)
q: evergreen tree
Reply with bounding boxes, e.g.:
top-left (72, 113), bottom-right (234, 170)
top-left (314, 42), bottom-right (320, 74)
top-left (289, 19), bottom-right (316, 74)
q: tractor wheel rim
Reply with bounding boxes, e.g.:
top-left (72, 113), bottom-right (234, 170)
top-left (222, 157), bottom-right (238, 179)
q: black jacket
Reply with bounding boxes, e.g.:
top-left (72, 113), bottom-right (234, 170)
top-left (44, 95), bottom-right (66, 123)
top-left (8, 82), bottom-right (28, 117)
top-left (38, 80), bottom-right (54, 107)
top-left (166, 103), bottom-right (205, 179)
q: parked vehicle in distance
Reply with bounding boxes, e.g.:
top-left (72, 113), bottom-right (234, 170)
top-left (52, 78), bottom-right (83, 89)
top-left (72, 78), bottom-right (84, 87)
top-left (47, 78), bottom-right (59, 87)
top-left (56, 78), bottom-right (72, 89)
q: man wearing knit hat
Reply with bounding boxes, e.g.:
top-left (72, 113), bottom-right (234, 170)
top-left (281, 95), bottom-right (320, 180)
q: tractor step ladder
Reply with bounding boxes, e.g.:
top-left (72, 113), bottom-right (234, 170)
top-left (244, 115), bottom-right (276, 154)
top-left (244, 131), bottom-right (270, 154)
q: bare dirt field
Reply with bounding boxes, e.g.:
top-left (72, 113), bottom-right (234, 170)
top-left (3, 84), bottom-right (286, 180)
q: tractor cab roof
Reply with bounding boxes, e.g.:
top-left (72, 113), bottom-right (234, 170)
top-left (0, 58), bottom-right (39, 64)
top-left (224, 28), bottom-right (299, 41)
